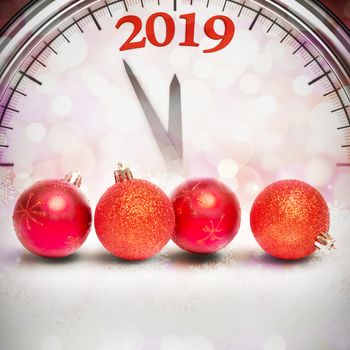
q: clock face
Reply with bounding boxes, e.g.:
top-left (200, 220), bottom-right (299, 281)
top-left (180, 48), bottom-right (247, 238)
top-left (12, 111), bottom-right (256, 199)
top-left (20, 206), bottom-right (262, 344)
top-left (0, 0), bottom-right (349, 211)
top-left (1, 2), bottom-right (350, 348)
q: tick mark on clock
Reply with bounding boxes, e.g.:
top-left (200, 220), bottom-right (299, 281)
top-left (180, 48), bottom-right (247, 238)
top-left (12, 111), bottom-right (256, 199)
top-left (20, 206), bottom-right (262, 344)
top-left (266, 17), bottom-right (277, 33)
top-left (9, 87), bottom-right (27, 97)
top-left (73, 17), bottom-right (84, 33)
top-left (323, 87), bottom-right (340, 97)
top-left (122, 0), bottom-right (129, 11)
top-left (249, 8), bottom-right (262, 30)
top-left (0, 125), bottom-right (13, 130)
top-left (308, 70), bottom-right (331, 85)
top-left (238, 1), bottom-right (246, 17)
top-left (44, 42), bottom-right (58, 55)
top-left (105, 1), bottom-right (113, 17)
top-left (331, 105), bottom-right (349, 113)
top-left (0, 105), bottom-right (19, 113)
top-left (58, 29), bottom-right (71, 43)
top-left (31, 55), bottom-right (46, 67)
top-left (19, 71), bottom-right (42, 86)
top-left (292, 41), bottom-right (306, 55)
top-left (88, 9), bottom-right (102, 30)
top-left (280, 29), bottom-right (292, 43)
top-left (222, 0), bottom-right (227, 11)
top-left (304, 55), bottom-right (319, 67)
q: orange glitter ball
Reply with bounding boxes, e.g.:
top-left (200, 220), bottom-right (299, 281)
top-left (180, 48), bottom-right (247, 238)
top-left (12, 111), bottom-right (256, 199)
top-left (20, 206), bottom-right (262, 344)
top-left (250, 180), bottom-right (331, 260)
top-left (94, 165), bottom-right (175, 260)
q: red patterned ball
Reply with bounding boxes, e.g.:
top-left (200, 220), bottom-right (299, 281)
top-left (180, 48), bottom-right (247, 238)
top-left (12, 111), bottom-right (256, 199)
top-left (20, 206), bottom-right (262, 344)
top-left (171, 178), bottom-right (241, 254)
top-left (13, 178), bottom-right (92, 258)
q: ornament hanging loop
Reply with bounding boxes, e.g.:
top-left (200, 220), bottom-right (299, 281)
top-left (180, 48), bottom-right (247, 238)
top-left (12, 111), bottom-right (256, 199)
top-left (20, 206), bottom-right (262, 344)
top-left (64, 171), bottom-right (82, 188)
top-left (114, 162), bottom-right (133, 183)
top-left (315, 232), bottom-right (336, 250)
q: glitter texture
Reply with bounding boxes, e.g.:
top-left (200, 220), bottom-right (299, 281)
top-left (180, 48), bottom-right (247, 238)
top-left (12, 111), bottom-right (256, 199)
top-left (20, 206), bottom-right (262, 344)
top-left (94, 179), bottom-right (175, 260)
top-left (0, 169), bottom-right (16, 205)
top-left (250, 179), bottom-right (330, 260)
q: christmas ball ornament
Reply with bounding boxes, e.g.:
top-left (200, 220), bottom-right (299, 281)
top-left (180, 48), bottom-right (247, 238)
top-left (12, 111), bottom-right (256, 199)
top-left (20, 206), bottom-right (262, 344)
top-left (250, 179), bottom-right (334, 260)
top-left (94, 163), bottom-right (175, 260)
top-left (12, 172), bottom-right (92, 258)
top-left (171, 178), bottom-right (241, 254)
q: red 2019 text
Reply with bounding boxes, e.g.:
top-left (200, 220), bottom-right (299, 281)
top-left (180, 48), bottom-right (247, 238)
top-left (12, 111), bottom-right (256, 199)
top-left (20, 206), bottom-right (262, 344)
top-left (116, 12), bottom-right (235, 53)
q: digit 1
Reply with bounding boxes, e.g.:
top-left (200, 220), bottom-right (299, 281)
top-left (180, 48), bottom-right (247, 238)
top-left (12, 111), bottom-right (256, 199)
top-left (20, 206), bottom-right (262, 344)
top-left (179, 13), bottom-right (200, 47)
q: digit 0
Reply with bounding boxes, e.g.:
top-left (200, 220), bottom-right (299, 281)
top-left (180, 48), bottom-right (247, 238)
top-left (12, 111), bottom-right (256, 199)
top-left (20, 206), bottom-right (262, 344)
top-left (146, 12), bottom-right (175, 47)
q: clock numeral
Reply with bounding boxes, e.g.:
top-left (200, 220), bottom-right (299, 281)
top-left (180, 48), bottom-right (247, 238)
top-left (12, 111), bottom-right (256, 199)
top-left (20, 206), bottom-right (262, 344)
top-left (179, 13), bottom-right (200, 47)
top-left (116, 12), bottom-right (235, 53)
top-left (116, 15), bottom-right (146, 50)
top-left (146, 13), bottom-right (175, 47)
top-left (203, 15), bottom-right (235, 53)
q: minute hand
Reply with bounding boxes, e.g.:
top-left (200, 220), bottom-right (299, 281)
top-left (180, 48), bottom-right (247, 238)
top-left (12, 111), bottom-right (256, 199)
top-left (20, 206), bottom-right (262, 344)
top-left (169, 74), bottom-right (183, 159)
top-left (123, 60), bottom-right (183, 164)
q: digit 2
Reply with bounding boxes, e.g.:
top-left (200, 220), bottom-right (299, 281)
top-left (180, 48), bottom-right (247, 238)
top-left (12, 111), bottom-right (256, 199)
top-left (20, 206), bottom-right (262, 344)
top-left (116, 15), bottom-right (146, 51)
top-left (116, 12), bottom-right (175, 50)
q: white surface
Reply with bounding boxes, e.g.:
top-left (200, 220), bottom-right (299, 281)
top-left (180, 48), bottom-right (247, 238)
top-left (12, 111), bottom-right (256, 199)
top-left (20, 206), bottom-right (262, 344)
top-left (0, 205), bottom-right (349, 350)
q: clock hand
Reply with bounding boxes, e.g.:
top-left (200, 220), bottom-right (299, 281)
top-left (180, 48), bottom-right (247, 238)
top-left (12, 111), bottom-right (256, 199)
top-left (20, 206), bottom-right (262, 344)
top-left (123, 60), bottom-right (183, 165)
top-left (169, 74), bottom-right (183, 159)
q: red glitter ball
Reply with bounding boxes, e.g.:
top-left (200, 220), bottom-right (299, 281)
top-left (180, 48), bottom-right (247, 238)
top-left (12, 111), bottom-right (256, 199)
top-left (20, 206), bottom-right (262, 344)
top-left (171, 178), bottom-right (241, 254)
top-left (94, 178), bottom-right (175, 261)
top-left (12, 177), bottom-right (92, 258)
top-left (250, 179), bottom-right (330, 260)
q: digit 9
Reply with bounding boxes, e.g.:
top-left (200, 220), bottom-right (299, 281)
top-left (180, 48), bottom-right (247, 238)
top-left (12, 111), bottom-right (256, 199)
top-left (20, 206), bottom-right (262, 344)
top-left (204, 15), bottom-right (235, 53)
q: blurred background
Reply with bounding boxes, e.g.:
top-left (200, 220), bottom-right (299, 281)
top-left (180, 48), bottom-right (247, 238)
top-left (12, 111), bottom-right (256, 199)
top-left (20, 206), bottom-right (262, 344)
top-left (0, 2), bottom-right (349, 350)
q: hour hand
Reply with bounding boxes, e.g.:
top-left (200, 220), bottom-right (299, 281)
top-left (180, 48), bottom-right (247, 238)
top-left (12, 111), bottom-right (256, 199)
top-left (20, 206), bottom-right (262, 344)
top-left (123, 60), bottom-right (183, 165)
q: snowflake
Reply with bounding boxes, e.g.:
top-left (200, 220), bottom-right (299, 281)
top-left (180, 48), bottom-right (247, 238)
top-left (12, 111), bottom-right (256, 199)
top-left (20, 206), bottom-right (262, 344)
top-left (13, 193), bottom-right (46, 230)
top-left (197, 215), bottom-right (225, 246)
top-left (174, 181), bottom-right (202, 216)
top-left (0, 168), bottom-right (16, 204)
